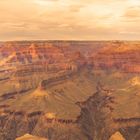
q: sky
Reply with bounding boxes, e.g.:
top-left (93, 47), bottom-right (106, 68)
top-left (0, 0), bottom-right (140, 40)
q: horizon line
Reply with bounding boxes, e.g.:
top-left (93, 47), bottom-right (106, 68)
top-left (1, 39), bottom-right (140, 42)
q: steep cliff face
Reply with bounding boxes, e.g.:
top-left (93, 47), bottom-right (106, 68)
top-left (0, 43), bottom-right (65, 66)
top-left (0, 41), bottom-right (91, 93)
top-left (92, 41), bottom-right (140, 73)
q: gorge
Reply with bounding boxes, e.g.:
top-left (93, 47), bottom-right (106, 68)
top-left (0, 41), bottom-right (140, 140)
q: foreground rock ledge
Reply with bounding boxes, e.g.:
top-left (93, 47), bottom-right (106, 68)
top-left (16, 134), bottom-right (48, 140)
top-left (109, 132), bottom-right (125, 140)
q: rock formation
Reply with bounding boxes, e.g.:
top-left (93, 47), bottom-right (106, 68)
top-left (16, 134), bottom-right (48, 140)
top-left (91, 41), bottom-right (140, 73)
top-left (0, 41), bottom-right (140, 140)
top-left (109, 132), bottom-right (125, 140)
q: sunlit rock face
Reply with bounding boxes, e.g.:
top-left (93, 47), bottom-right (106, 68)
top-left (109, 132), bottom-right (125, 140)
top-left (0, 41), bottom-right (140, 140)
top-left (91, 41), bottom-right (140, 73)
top-left (16, 134), bottom-right (48, 140)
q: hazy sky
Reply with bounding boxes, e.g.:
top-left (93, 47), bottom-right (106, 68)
top-left (0, 0), bottom-right (140, 40)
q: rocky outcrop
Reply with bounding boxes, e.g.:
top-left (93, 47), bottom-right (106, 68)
top-left (109, 131), bottom-right (125, 140)
top-left (91, 41), bottom-right (140, 73)
top-left (16, 134), bottom-right (48, 140)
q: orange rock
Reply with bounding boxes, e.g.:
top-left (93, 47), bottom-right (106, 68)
top-left (109, 132), bottom-right (125, 140)
top-left (16, 134), bottom-right (48, 140)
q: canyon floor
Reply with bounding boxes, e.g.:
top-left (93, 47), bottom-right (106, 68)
top-left (0, 41), bottom-right (140, 140)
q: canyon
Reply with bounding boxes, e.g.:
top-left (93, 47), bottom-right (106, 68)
top-left (0, 41), bottom-right (140, 140)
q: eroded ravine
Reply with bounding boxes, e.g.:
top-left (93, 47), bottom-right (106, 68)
top-left (77, 83), bottom-right (140, 140)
